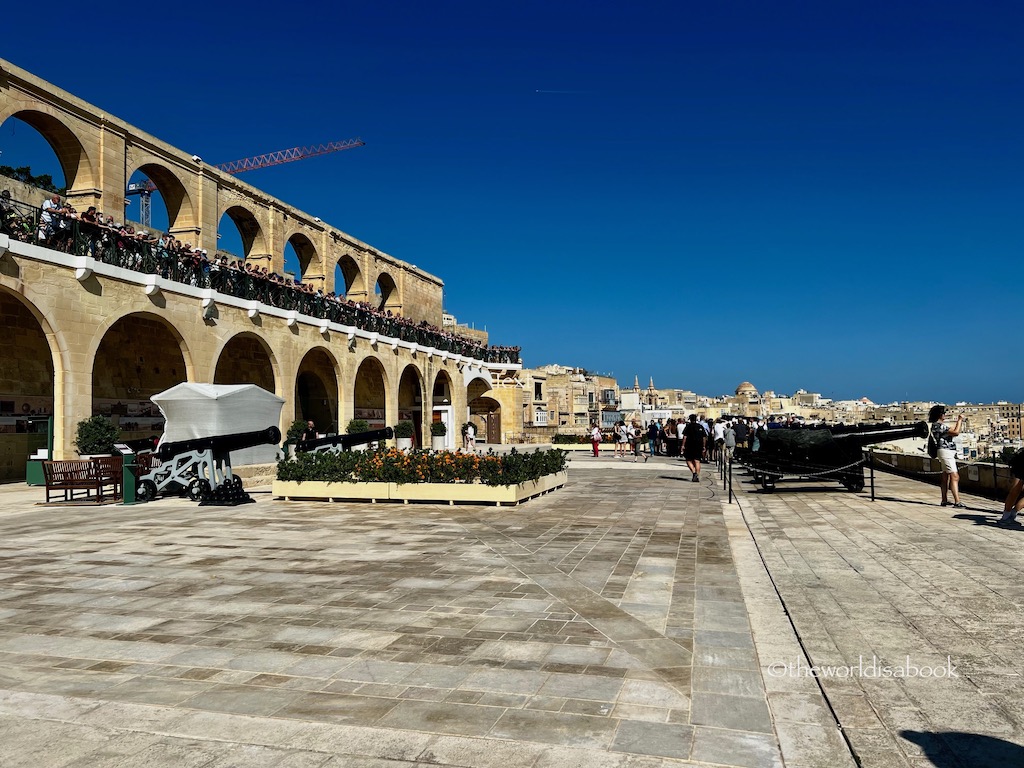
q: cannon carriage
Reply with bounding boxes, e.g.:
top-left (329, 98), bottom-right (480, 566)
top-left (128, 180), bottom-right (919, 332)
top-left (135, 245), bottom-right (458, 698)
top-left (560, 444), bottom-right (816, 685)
top-left (136, 426), bottom-right (281, 504)
top-left (737, 422), bottom-right (929, 492)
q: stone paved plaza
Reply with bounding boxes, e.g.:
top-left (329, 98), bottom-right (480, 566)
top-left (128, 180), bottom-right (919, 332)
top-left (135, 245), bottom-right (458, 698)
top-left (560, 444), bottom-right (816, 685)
top-left (1, 454), bottom-right (1023, 767)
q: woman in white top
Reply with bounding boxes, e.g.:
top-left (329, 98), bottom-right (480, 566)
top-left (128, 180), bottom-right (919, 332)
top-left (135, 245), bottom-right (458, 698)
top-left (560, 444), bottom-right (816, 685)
top-left (928, 404), bottom-right (964, 508)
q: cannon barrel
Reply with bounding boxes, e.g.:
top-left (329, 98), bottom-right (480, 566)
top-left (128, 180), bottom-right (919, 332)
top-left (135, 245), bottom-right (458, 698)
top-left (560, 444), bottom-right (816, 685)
top-left (295, 426), bottom-right (395, 453)
top-left (830, 421), bottom-right (929, 448)
top-left (158, 426), bottom-right (282, 461)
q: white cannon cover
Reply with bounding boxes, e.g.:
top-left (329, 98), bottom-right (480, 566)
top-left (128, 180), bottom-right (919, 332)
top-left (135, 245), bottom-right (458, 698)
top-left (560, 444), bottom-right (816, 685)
top-left (151, 383), bottom-right (284, 466)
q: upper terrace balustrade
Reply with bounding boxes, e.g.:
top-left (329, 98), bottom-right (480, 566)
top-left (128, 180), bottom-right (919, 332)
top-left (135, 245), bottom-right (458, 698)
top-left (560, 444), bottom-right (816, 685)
top-left (0, 194), bottom-right (521, 366)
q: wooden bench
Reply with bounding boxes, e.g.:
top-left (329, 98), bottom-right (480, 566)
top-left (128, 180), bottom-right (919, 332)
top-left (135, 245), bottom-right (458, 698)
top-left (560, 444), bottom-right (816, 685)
top-left (92, 455), bottom-right (123, 498)
top-left (42, 457), bottom-right (122, 503)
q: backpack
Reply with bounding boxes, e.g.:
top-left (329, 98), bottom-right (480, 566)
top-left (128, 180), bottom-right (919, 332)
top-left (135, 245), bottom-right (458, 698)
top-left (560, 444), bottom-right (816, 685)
top-left (927, 426), bottom-right (939, 459)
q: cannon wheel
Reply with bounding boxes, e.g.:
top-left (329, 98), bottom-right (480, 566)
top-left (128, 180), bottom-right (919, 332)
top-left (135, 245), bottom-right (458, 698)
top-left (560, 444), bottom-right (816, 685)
top-left (137, 479), bottom-right (158, 502)
top-left (187, 478), bottom-right (211, 501)
top-left (844, 477), bottom-right (865, 493)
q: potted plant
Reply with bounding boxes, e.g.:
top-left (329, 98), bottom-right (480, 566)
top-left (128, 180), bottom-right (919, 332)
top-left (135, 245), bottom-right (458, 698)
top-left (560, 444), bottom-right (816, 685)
top-left (394, 420), bottom-right (415, 450)
top-left (430, 420), bottom-right (447, 450)
top-left (347, 419), bottom-right (370, 435)
top-left (74, 415), bottom-right (120, 458)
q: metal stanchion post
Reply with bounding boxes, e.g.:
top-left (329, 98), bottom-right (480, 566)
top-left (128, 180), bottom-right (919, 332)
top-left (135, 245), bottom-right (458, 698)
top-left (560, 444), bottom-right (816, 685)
top-left (870, 448), bottom-right (875, 502)
top-left (728, 458), bottom-right (733, 504)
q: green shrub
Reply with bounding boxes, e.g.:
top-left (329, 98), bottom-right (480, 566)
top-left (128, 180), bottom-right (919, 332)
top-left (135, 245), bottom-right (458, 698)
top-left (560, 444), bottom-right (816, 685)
top-left (73, 415), bottom-right (120, 455)
top-left (347, 419), bottom-right (370, 435)
top-left (394, 420), bottom-right (415, 438)
top-left (552, 434), bottom-right (585, 444)
top-left (430, 421), bottom-right (447, 437)
top-left (276, 447), bottom-right (568, 487)
top-left (286, 419), bottom-right (308, 443)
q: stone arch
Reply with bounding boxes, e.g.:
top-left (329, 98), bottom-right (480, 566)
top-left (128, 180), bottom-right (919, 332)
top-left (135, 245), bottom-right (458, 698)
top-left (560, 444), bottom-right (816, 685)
top-left (469, 396), bottom-right (501, 445)
top-left (295, 347), bottom-right (340, 433)
top-left (213, 332), bottom-right (278, 395)
top-left (0, 107), bottom-right (96, 192)
top-left (430, 369), bottom-right (455, 449)
top-left (92, 312), bottom-right (191, 439)
top-left (466, 375), bottom-right (493, 402)
top-left (398, 364), bottom-right (425, 448)
top-left (335, 253), bottom-right (364, 298)
top-left (432, 370), bottom-right (454, 404)
top-left (127, 160), bottom-right (197, 231)
top-left (353, 356), bottom-right (389, 429)
top-left (0, 288), bottom-right (61, 480)
top-left (374, 270), bottom-right (399, 312)
top-left (284, 231), bottom-right (318, 281)
top-left (218, 204), bottom-right (268, 260)
top-left (467, 374), bottom-right (500, 446)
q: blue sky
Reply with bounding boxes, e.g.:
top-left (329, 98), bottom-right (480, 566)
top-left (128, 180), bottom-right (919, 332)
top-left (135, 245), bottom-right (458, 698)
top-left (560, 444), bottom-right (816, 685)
top-left (2, 1), bottom-right (1022, 404)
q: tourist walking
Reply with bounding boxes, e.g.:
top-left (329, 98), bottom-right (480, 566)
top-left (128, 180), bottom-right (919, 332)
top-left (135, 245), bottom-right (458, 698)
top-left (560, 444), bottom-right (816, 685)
top-left (723, 421), bottom-right (736, 462)
top-left (590, 422), bottom-right (602, 457)
top-left (681, 414), bottom-right (706, 482)
top-left (928, 405), bottom-right (964, 508)
top-left (615, 420), bottom-right (630, 458)
top-left (648, 420), bottom-right (659, 456)
top-left (733, 418), bottom-right (749, 449)
top-left (663, 419), bottom-right (677, 457)
top-left (997, 450), bottom-right (1024, 525)
top-left (630, 420), bottom-right (647, 462)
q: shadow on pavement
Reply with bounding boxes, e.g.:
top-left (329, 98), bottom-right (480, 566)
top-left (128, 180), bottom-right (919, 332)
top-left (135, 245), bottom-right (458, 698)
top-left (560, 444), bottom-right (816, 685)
top-left (951, 513), bottom-right (1020, 528)
top-left (901, 730), bottom-right (1024, 768)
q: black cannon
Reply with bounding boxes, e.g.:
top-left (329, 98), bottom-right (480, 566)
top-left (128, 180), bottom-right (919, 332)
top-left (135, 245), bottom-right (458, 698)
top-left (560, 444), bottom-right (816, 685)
top-left (294, 427), bottom-right (394, 454)
top-left (738, 422), bottom-right (928, 492)
top-left (137, 426), bottom-right (281, 504)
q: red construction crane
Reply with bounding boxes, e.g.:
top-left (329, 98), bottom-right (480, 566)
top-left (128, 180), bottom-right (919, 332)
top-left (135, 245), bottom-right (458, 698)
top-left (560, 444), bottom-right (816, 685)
top-left (214, 138), bottom-right (365, 175)
top-left (126, 138), bottom-right (365, 226)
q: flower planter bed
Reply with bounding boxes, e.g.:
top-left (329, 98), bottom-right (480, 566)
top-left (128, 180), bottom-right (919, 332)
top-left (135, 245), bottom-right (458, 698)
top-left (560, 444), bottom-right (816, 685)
top-left (273, 481), bottom-right (390, 503)
top-left (273, 471), bottom-right (566, 506)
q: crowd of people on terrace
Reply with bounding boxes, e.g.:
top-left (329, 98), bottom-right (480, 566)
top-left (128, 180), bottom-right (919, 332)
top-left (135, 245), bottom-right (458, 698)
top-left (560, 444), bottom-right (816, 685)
top-left (0, 191), bottom-right (520, 364)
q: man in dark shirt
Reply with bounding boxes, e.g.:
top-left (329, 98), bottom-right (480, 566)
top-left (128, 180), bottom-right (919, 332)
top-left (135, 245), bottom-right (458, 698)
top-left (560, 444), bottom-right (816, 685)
top-left (733, 419), bottom-right (749, 448)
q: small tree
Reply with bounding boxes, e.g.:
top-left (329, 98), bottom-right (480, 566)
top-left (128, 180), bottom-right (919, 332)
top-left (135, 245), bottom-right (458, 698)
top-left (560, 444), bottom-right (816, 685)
top-left (394, 421), bottom-right (415, 438)
top-left (430, 421), bottom-right (447, 437)
top-left (347, 419), bottom-right (370, 434)
top-left (74, 415), bottom-right (120, 455)
top-left (286, 419), bottom-right (308, 443)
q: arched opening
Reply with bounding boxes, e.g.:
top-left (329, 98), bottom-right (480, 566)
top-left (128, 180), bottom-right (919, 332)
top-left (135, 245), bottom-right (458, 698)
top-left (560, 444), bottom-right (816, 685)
top-left (431, 370), bottom-right (454, 449)
top-left (353, 357), bottom-right (388, 430)
top-left (467, 376), bottom-right (499, 445)
top-left (296, 348), bottom-right (339, 434)
top-left (374, 271), bottom-right (399, 312)
top-left (334, 254), bottom-right (363, 299)
top-left (285, 233), bottom-right (318, 284)
top-left (217, 205), bottom-right (266, 263)
top-left (126, 162), bottom-right (195, 235)
top-left (213, 333), bottom-right (276, 394)
top-left (398, 365), bottom-right (424, 448)
top-left (92, 313), bottom-right (188, 441)
top-left (0, 111), bottom-right (92, 199)
top-left (469, 395), bottom-right (502, 446)
top-left (0, 290), bottom-right (55, 481)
